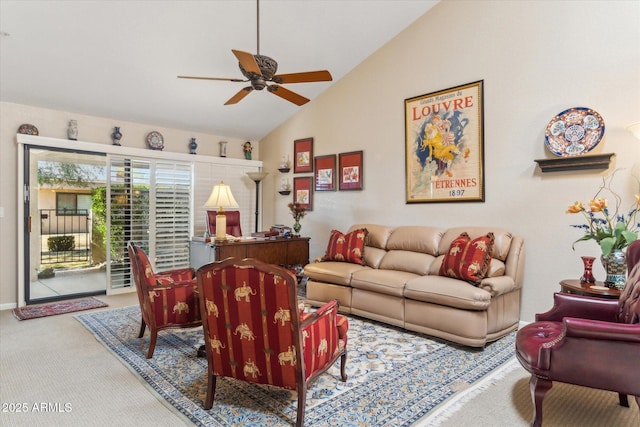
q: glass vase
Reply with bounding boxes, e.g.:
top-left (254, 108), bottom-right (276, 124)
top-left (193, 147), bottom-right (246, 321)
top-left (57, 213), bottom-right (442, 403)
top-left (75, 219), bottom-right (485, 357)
top-left (601, 250), bottom-right (626, 289)
top-left (580, 256), bottom-right (595, 283)
top-left (293, 220), bottom-right (301, 236)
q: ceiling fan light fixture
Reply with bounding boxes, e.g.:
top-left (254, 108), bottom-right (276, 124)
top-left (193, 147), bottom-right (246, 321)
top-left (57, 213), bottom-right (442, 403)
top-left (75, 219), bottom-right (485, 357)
top-left (239, 54), bottom-right (278, 80)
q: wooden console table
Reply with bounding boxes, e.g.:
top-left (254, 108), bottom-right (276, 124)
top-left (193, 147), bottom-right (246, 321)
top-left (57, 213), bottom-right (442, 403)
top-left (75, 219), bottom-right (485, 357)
top-left (559, 279), bottom-right (621, 299)
top-left (190, 237), bottom-right (310, 270)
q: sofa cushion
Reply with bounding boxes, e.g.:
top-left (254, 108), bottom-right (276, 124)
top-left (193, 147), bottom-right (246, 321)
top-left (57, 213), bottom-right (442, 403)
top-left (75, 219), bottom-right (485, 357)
top-left (351, 269), bottom-right (419, 297)
top-left (379, 250), bottom-right (435, 276)
top-left (439, 232), bottom-right (494, 285)
top-left (404, 275), bottom-right (493, 310)
top-left (386, 226), bottom-right (444, 256)
top-left (362, 246), bottom-right (387, 269)
top-left (348, 224), bottom-right (394, 250)
top-left (322, 228), bottom-right (368, 265)
top-left (430, 255), bottom-right (505, 278)
top-left (304, 261), bottom-right (369, 286)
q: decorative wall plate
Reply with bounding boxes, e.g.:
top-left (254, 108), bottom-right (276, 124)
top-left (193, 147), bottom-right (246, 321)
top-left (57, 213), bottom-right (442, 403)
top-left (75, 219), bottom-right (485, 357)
top-left (17, 124), bottom-right (39, 135)
top-left (544, 107), bottom-right (605, 157)
top-left (146, 131), bottom-right (164, 150)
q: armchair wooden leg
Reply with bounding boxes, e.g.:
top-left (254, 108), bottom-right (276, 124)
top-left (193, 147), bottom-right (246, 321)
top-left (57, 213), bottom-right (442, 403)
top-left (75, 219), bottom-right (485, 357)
top-left (340, 352), bottom-right (348, 382)
top-left (530, 375), bottom-right (552, 427)
top-left (204, 375), bottom-right (217, 410)
top-left (296, 384), bottom-right (307, 427)
top-left (137, 319), bottom-right (146, 338)
top-left (618, 393), bottom-right (629, 407)
top-left (146, 330), bottom-right (158, 359)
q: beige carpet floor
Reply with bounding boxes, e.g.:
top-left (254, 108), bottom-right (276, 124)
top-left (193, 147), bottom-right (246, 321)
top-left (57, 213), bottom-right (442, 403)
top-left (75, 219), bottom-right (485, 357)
top-left (1, 292), bottom-right (638, 426)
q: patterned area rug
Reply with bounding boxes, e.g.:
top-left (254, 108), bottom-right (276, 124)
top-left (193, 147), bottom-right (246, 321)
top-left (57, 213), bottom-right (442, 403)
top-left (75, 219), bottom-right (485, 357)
top-left (13, 297), bottom-right (108, 320)
top-left (76, 305), bottom-right (517, 426)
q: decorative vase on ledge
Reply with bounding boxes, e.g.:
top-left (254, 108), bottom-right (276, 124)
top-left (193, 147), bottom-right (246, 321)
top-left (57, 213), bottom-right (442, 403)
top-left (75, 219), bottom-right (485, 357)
top-left (580, 256), bottom-right (595, 283)
top-left (601, 250), bottom-right (626, 289)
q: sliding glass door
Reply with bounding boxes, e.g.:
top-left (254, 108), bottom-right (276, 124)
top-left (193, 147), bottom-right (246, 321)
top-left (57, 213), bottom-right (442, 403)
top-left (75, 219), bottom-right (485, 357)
top-left (25, 146), bottom-right (108, 303)
top-left (23, 146), bottom-right (193, 304)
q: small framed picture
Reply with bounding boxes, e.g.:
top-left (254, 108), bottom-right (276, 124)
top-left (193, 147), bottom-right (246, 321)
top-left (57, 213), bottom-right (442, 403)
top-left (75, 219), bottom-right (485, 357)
top-left (294, 138), bottom-right (314, 173)
top-left (338, 150), bottom-right (363, 191)
top-left (293, 176), bottom-right (313, 210)
top-left (314, 154), bottom-right (336, 191)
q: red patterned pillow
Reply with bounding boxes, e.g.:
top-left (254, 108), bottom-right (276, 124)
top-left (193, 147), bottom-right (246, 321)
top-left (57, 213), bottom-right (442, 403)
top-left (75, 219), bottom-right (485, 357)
top-left (322, 228), bottom-right (368, 265)
top-left (439, 232), bottom-right (494, 285)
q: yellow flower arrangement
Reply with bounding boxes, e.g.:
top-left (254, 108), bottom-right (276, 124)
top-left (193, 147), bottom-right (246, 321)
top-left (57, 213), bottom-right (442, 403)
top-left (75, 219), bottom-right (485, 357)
top-left (567, 176), bottom-right (639, 255)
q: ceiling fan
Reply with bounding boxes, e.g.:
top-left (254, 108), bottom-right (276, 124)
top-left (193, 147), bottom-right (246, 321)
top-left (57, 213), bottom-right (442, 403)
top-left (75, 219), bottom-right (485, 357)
top-left (177, 0), bottom-right (332, 106)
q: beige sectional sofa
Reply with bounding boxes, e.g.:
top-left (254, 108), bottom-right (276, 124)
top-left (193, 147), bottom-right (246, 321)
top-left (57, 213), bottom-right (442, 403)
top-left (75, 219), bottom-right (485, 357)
top-left (303, 224), bottom-right (525, 347)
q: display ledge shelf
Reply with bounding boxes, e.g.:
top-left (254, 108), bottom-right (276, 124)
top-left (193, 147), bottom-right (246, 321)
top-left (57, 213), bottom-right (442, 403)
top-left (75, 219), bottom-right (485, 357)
top-left (278, 167), bottom-right (291, 173)
top-left (534, 153), bottom-right (615, 172)
top-left (278, 190), bottom-right (291, 195)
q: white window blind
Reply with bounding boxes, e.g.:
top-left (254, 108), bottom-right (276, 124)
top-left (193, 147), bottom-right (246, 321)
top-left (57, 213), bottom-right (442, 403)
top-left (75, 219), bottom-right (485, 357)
top-left (107, 156), bottom-right (192, 290)
top-left (154, 161), bottom-right (191, 270)
top-left (108, 157), bottom-right (150, 290)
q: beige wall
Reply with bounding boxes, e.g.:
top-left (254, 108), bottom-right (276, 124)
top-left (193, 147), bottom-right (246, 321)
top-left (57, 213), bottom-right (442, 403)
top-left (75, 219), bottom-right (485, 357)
top-left (260, 0), bottom-right (640, 321)
top-left (0, 102), bottom-right (259, 308)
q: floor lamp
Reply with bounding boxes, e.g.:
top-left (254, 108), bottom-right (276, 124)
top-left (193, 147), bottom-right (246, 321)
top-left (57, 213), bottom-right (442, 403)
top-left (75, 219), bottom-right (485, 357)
top-left (247, 171), bottom-right (269, 233)
top-left (204, 182), bottom-right (239, 241)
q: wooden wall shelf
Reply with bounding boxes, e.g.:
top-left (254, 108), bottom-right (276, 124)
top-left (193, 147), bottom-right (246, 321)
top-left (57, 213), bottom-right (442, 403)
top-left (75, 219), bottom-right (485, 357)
top-left (534, 153), bottom-right (615, 172)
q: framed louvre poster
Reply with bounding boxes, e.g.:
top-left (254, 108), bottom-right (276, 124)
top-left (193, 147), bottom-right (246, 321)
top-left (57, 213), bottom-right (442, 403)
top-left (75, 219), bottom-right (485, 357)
top-left (404, 80), bottom-right (485, 203)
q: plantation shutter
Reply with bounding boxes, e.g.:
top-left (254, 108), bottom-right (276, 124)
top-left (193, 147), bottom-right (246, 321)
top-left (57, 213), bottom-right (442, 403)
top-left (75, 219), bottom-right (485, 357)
top-left (107, 156), bottom-right (192, 291)
top-left (154, 161), bottom-right (192, 270)
top-left (107, 157), bottom-right (151, 290)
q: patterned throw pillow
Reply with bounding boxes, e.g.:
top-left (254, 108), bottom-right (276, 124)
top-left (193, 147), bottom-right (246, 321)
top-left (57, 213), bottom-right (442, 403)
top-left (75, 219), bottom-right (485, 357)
top-left (439, 232), bottom-right (494, 285)
top-left (322, 228), bottom-right (368, 265)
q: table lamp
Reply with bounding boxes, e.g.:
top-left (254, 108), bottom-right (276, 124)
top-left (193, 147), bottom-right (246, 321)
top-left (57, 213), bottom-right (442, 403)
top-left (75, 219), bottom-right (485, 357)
top-left (204, 181), bottom-right (239, 241)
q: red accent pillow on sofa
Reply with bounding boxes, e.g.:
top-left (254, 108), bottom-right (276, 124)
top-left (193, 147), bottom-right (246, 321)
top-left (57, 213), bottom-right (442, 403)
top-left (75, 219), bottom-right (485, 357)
top-left (322, 228), bottom-right (368, 265)
top-left (439, 232), bottom-right (494, 285)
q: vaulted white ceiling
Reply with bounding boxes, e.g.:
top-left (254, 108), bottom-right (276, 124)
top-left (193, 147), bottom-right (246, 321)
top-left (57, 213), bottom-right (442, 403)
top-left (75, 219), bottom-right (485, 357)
top-left (0, 0), bottom-right (438, 141)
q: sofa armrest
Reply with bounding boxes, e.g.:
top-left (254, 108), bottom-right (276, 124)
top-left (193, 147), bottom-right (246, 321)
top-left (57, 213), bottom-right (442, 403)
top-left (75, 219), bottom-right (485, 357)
top-left (536, 292), bottom-right (618, 323)
top-left (564, 318), bottom-right (640, 343)
top-left (478, 275), bottom-right (516, 296)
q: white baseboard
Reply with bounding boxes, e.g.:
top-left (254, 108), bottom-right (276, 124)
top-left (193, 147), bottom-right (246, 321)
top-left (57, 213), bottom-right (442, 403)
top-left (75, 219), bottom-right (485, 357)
top-left (518, 320), bottom-right (530, 328)
top-left (0, 302), bottom-right (18, 311)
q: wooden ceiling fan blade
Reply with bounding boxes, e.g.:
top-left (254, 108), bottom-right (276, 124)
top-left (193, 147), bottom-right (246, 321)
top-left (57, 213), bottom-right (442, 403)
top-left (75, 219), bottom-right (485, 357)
top-left (274, 70), bottom-right (333, 84)
top-left (224, 87), bottom-right (253, 105)
top-left (267, 85), bottom-right (310, 106)
top-left (232, 49), bottom-right (261, 75)
top-left (178, 75), bottom-right (246, 82)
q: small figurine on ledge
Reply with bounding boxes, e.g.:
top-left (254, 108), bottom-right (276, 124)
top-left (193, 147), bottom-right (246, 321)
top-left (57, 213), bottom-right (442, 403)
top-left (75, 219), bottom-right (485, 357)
top-left (243, 141), bottom-right (253, 160)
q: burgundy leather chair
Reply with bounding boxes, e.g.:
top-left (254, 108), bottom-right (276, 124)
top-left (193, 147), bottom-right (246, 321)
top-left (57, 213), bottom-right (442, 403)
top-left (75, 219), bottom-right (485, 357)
top-left (516, 239), bottom-right (640, 426)
top-left (206, 210), bottom-right (242, 237)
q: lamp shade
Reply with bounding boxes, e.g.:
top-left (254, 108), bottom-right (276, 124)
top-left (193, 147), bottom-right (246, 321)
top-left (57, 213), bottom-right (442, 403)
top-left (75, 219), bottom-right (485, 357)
top-left (247, 171), bottom-right (269, 182)
top-left (204, 182), bottom-right (239, 210)
top-left (626, 121), bottom-right (640, 140)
